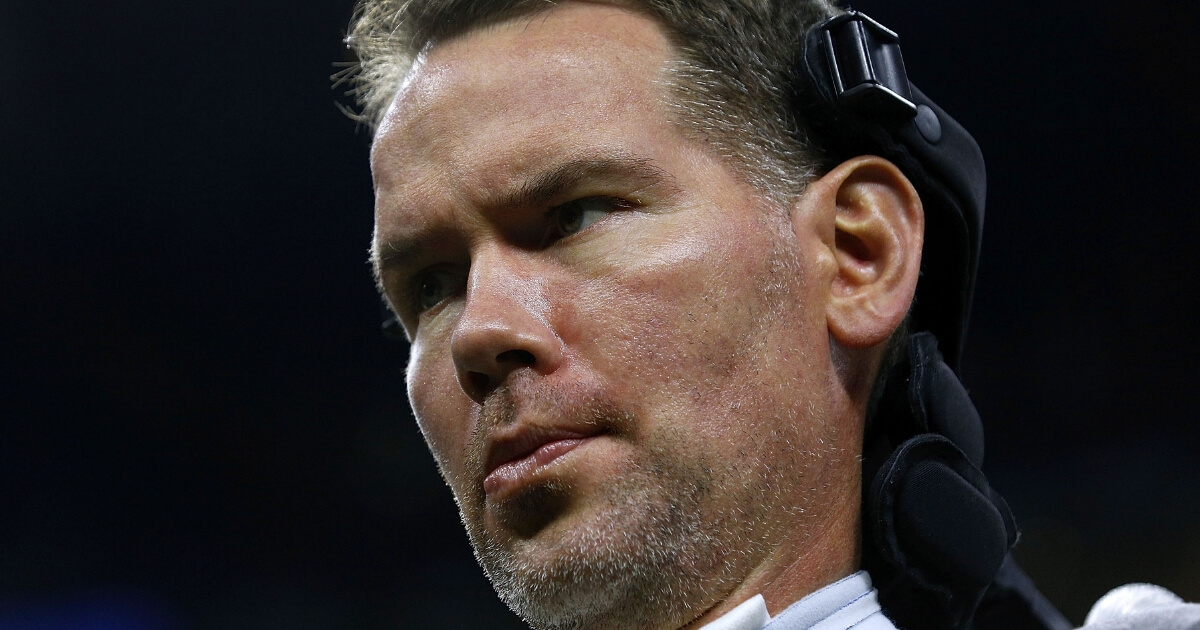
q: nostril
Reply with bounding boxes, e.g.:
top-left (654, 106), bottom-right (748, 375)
top-left (463, 350), bottom-right (539, 399)
top-left (468, 371), bottom-right (491, 395)
top-left (496, 349), bottom-right (536, 367)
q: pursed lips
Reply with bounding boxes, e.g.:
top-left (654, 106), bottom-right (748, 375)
top-left (483, 422), bottom-right (606, 497)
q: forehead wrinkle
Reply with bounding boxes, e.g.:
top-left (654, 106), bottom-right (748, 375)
top-left (373, 166), bottom-right (447, 249)
top-left (371, 4), bottom-right (683, 194)
top-left (387, 3), bottom-right (673, 130)
top-left (449, 2), bottom-right (670, 66)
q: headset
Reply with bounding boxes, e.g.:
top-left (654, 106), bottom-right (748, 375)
top-left (798, 11), bottom-right (1070, 630)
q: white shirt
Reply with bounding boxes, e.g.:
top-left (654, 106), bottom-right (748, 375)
top-left (699, 571), bottom-right (896, 630)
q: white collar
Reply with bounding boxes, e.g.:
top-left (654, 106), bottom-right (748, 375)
top-left (699, 571), bottom-right (887, 630)
top-left (698, 594), bottom-right (770, 630)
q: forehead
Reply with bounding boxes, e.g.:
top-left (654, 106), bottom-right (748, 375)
top-left (369, 2), bottom-right (679, 223)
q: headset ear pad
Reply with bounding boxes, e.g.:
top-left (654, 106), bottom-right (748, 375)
top-left (868, 434), bottom-right (1019, 628)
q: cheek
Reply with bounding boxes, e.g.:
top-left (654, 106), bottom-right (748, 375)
top-left (565, 216), bottom-right (789, 414)
top-left (406, 337), bottom-right (474, 480)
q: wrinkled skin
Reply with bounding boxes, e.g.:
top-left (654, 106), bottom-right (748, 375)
top-left (370, 3), bottom-right (880, 629)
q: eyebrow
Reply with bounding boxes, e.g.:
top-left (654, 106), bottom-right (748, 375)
top-left (489, 155), bottom-right (671, 214)
top-left (372, 154), bottom-right (675, 279)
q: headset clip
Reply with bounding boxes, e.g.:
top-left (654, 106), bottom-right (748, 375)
top-left (817, 11), bottom-right (918, 122)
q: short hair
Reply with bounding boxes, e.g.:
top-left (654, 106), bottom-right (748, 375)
top-left (341, 0), bottom-right (843, 203)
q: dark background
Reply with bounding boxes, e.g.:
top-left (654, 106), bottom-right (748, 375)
top-left (2, 0), bottom-right (1198, 628)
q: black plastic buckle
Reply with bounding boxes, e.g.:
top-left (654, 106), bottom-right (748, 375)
top-left (818, 11), bottom-right (918, 122)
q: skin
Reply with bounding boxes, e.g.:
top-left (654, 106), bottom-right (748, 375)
top-left (369, 3), bottom-right (923, 629)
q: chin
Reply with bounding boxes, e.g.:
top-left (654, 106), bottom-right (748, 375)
top-left (462, 451), bottom-right (740, 630)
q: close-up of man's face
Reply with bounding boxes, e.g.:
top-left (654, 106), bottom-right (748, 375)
top-left (10, 0), bottom-right (1200, 627)
top-left (369, 3), bottom-right (876, 628)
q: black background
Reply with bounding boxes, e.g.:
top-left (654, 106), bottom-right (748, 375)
top-left (2, 0), bottom-right (1198, 628)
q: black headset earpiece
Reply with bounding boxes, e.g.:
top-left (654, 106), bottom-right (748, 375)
top-left (864, 333), bottom-right (1019, 629)
top-left (798, 13), bottom-right (1071, 630)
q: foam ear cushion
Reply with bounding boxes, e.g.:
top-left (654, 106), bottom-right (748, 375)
top-left (895, 459), bottom-right (1010, 588)
top-left (868, 433), bottom-right (1018, 629)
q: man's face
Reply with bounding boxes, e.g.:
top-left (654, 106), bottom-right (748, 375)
top-left (370, 3), bottom-right (859, 629)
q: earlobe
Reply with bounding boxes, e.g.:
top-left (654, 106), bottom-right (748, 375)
top-left (814, 156), bottom-right (924, 350)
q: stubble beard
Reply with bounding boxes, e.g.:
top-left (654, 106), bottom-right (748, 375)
top-left (451, 390), bottom-right (777, 630)
top-left (483, 453), bottom-right (720, 630)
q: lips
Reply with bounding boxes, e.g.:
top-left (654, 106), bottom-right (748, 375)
top-left (483, 423), bottom-right (604, 497)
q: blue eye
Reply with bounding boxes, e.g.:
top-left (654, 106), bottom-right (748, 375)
top-left (554, 197), bottom-right (623, 238)
top-left (415, 269), bottom-right (461, 312)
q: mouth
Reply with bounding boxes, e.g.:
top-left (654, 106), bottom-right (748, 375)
top-left (483, 424), bottom-right (606, 498)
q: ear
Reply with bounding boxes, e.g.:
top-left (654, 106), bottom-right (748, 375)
top-left (794, 156), bottom-right (924, 349)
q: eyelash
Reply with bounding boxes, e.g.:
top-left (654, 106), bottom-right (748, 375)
top-left (547, 195), bottom-right (631, 242)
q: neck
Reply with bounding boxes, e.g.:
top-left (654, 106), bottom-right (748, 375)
top-left (682, 475), bottom-right (863, 628)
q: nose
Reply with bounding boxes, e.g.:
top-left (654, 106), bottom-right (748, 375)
top-left (450, 252), bottom-right (564, 403)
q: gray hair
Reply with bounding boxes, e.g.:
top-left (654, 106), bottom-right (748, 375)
top-left (339, 0), bottom-right (844, 202)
